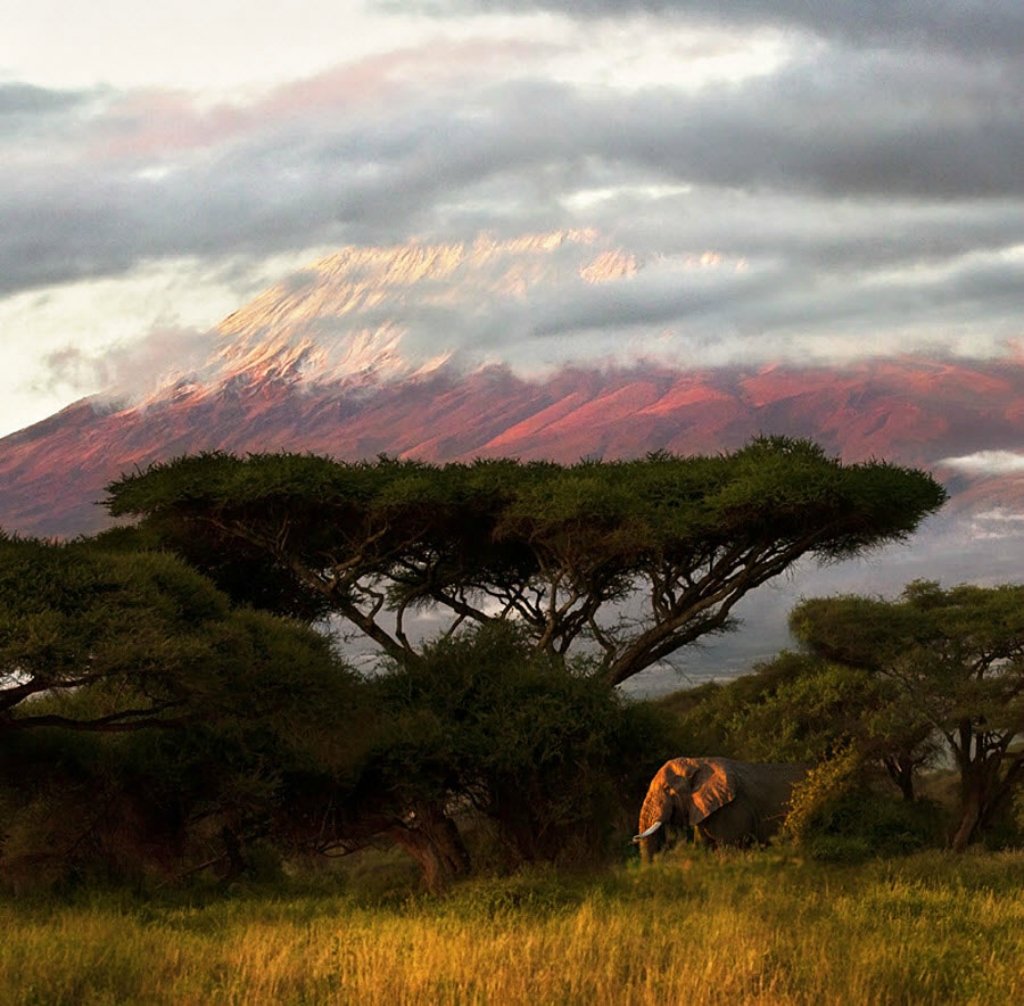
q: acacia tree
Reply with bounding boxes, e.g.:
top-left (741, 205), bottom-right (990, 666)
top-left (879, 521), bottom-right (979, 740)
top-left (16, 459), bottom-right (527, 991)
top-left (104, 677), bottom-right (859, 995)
top-left (105, 437), bottom-right (945, 687)
top-left (791, 581), bottom-right (1024, 850)
top-left (0, 533), bottom-right (376, 883)
top-left (0, 535), bottom-right (237, 733)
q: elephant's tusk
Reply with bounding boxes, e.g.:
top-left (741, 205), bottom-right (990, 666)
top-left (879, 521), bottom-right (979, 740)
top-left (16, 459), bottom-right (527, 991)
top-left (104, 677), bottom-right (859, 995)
top-left (632, 821), bottom-right (663, 842)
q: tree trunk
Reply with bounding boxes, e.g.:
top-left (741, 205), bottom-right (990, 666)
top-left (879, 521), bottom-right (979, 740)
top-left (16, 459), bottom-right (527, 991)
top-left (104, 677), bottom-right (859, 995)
top-left (389, 803), bottom-right (470, 894)
top-left (218, 826), bottom-right (248, 881)
top-left (389, 827), bottom-right (447, 894)
top-left (950, 804), bottom-right (980, 853)
top-left (428, 806), bottom-right (471, 877)
top-left (950, 780), bottom-right (984, 852)
top-left (897, 772), bottom-right (915, 803)
top-left (883, 754), bottom-right (916, 802)
top-left (950, 750), bottom-right (1019, 852)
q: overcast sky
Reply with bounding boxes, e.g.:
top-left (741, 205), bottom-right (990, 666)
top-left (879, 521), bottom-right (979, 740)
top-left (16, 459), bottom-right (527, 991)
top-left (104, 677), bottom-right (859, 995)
top-left (2, 0), bottom-right (1022, 438)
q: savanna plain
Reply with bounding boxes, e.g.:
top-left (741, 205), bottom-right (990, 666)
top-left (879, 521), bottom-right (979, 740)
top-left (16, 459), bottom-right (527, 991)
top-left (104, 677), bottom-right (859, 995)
top-left (4, 449), bottom-right (1023, 1004)
top-left (4, 849), bottom-right (1024, 1006)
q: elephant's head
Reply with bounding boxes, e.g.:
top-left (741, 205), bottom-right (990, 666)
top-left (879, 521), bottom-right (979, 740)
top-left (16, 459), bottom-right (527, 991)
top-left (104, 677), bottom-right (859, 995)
top-left (633, 757), bottom-right (737, 861)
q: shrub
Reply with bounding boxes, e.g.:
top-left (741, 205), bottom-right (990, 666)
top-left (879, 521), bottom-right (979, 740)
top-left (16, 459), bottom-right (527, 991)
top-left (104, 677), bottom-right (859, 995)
top-left (786, 749), bottom-right (944, 862)
top-left (368, 623), bottom-right (685, 870)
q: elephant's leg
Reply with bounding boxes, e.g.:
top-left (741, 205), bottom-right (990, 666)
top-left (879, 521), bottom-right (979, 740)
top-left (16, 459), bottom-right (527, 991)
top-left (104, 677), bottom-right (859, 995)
top-left (700, 800), bottom-right (758, 847)
top-left (694, 823), bottom-right (719, 849)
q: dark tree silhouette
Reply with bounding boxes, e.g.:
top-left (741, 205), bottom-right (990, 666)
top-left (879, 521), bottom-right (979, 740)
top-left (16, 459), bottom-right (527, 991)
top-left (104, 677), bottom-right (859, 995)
top-left (106, 437), bottom-right (946, 687)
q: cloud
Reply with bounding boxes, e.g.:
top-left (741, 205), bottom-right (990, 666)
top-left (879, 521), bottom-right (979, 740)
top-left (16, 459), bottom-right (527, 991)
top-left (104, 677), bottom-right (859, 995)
top-left (37, 327), bottom-right (214, 400)
top-left (3, 4), bottom-right (1024, 389)
top-left (0, 82), bottom-right (88, 116)
top-left (965, 508), bottom-right (1024, 541)
top-left (0, 43), bottom-right (563, 295)
top-left (4, 41), bottom-right (1023, 299)
top-left (449, 244), bottom-right (1023, 369)
top-left (940, 451), bottom-right (1024, 476)
top-left (973, 509), bottom-right (1024, 523)
top-left (408, 1), bottom-right (1024, 58)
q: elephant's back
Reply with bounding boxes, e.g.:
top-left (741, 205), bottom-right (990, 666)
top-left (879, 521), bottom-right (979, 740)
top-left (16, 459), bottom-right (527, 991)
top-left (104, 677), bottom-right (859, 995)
top-left (734, 761), bottom-right (809, 816)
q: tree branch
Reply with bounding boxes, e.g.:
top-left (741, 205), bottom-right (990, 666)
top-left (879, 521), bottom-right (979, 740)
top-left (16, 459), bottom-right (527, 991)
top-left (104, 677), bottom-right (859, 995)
top-left (5, 703), bottom-right (188, 733)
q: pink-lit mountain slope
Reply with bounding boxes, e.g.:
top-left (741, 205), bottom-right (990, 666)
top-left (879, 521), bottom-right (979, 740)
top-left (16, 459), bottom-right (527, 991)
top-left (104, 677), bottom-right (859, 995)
top-left (1, 232), bottom-right (1022, 537)
top-left (2, 355), bottom-right (1022, 538)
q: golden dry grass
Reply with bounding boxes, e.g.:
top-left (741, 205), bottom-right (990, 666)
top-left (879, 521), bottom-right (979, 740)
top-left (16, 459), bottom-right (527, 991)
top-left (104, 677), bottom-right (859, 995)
top-left (3, 850), bottom-right (1024, 1005)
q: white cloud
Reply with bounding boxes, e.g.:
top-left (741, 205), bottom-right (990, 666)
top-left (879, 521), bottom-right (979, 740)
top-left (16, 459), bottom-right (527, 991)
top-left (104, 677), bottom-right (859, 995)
top-left (3, 0), bottom-right (1024, 440)
top-left (941, 451), bottom-right (1024, 475)
top-left (967, 508), bottom-right (1024, 541)
top-left (1, 2), bottom-right (429, 93)
top-left (974, 508), bottom-right (1024, 522)
top-left (0, 250), bottom-right (337, 436)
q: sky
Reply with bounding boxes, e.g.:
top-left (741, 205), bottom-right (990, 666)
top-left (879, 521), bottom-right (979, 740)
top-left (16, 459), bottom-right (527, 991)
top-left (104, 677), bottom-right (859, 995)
top-left (2, 0), bottom-right (1023, 438)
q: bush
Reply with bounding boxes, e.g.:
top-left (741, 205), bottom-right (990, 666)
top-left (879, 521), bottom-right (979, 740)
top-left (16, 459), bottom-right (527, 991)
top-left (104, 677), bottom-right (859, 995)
top-left (786, 751), bottom-right (944, 862)
top-left (802, 796), bottom-right (945, 863)
top-left (661, 652), bottom-right (933, 770)
top-left (0, 606), bottom-right (371, 893)
top-left (368, 623), bottom-right (685, 869)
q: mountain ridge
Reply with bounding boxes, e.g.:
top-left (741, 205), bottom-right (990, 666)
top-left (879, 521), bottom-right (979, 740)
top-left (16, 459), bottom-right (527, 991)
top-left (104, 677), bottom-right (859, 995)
top-left (3, 231), bottom-right (1023, 538)
top-left (3, 354), bottom-right (1023, 537)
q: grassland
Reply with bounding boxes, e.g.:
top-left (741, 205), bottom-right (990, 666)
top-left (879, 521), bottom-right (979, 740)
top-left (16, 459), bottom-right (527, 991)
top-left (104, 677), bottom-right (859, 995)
top-left (3, 849), bottom-right (1024, 1005)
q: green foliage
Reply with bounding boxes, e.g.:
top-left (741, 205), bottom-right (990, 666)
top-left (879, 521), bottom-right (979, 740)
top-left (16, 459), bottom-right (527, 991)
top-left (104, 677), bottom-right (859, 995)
top-left (105, 439), bottom-right (945, 685)
top-left (0, 537), bottom-right (373, 889)
top-left (784, 746), bottom-right (864, 845)
top-left (785, 749), bottom-right (944, 863)
top-left (367, 623), bottom-right (683, 865)
top-left (89, 523), bottom-right (332, 622)
top-left (660, 652), bottom-right (934, 786)
top-left (792, 580), bottom-right (1024, 849)
top-left (0, 440), bottom-right (952, 891)
top-left (0, 536), bottom-right (235, 731)
top-left (0, 536), bottom-right (363, 739)
top-left (799, 796), bottom-right (946, 864)
top-left (0, 634), bottom-right (371, 892)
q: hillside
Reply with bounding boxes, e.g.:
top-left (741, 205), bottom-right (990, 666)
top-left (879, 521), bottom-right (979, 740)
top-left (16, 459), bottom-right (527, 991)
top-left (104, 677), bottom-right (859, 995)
top-left (1, 231), bottom-right (1021, 545)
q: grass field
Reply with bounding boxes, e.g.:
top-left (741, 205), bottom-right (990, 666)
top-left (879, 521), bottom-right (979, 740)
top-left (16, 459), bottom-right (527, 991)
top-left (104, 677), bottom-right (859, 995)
top-left (3, 849), bottom-right (1024, 1005)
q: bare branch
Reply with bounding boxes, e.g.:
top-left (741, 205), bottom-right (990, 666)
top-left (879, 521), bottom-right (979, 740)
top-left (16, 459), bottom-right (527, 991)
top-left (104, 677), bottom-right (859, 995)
top-left (6, 702), bottom-right (188, 733)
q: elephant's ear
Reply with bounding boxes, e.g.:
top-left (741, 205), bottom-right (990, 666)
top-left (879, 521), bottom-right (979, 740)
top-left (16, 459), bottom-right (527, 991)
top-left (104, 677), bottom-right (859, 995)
top-left (688, 760), bottom-right (737, 826)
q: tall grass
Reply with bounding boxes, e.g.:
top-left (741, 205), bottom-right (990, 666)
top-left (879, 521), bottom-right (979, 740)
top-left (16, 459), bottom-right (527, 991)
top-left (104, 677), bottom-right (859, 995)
top-left (3, 850), bottom-right (1024, 1004)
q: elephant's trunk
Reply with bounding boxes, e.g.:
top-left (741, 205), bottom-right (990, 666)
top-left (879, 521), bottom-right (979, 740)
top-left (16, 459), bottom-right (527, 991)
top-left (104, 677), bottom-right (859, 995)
top-left (636, 824), bottom-right (666, 864)
top-left (634, 821), bottom-right (663, 840)
top-left (635, 789), bottom-right (670, 863)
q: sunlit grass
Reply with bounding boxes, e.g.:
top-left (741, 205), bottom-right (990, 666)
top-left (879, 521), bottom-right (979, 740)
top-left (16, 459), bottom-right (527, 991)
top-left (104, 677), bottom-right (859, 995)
top-left (3, 850), bottom-right (1024, 1004)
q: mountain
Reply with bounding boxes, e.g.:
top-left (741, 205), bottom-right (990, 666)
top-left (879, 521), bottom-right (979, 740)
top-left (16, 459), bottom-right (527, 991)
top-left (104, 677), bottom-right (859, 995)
top-left (2, 231), bottom-right (1023, 541)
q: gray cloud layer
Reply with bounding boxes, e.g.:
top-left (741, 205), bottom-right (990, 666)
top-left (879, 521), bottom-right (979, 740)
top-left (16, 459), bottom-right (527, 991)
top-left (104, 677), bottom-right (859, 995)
top-left (0, 83), bottom-right (88, 116)
top-left (5, 2), bottom-right (1023, 378)
top-left (413, 1), bottom-right (1024, 57)
top-left (5, 51), bottom-right (1022, 277)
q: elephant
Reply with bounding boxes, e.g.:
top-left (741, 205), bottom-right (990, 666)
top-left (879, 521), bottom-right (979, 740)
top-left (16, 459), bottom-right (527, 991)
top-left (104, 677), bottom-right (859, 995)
top-left (634, 756), bottom-right (808, 860)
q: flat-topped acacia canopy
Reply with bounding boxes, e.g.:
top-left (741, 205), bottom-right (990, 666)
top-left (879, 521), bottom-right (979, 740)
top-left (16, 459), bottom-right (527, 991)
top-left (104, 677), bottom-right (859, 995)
top-left (105, 437), bottom-right (946, 686)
